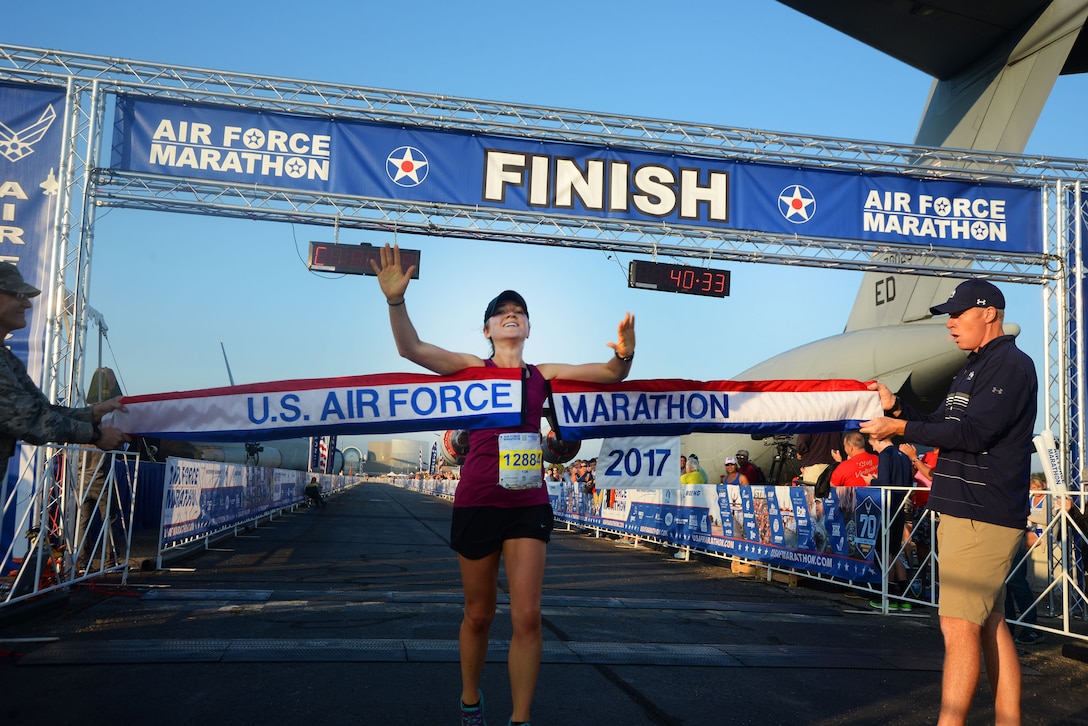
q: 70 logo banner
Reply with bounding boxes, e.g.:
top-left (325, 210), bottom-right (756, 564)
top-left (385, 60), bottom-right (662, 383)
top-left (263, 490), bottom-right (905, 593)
top-left (597, 436), bottom-right (681, 489)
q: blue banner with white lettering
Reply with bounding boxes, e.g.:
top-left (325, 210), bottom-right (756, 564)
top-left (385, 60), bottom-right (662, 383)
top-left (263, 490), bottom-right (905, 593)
top-left (550, 480), bottom-right (881, 583)
top-left (0, 82), bottom-right (66, 563)
top-left (0, 82), bottom-right (64, 373)
top-left (111, 96), bottom-right (1043, 253)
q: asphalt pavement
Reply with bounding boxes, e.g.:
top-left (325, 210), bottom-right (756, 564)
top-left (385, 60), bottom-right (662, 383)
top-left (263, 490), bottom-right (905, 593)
top-left (1, 481), bottom-right (1086, 726)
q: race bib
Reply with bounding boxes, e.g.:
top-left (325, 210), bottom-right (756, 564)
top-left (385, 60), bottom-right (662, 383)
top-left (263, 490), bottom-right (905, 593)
top-left (498, 433), bottom-right (543, 490)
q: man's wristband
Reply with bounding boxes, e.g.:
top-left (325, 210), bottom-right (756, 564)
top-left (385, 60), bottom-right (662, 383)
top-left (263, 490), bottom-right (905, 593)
top-left (387, 298), bottom-right (405, 307)
top-left (615, 350), bottom-right (634, 363)
top-left (90, 423), bottom-right (102, 444)
top-left (884, 396), bottom-right (901, 414)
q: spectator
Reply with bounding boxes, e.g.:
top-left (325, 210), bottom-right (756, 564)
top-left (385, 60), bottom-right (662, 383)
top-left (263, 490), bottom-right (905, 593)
top-left (796, 431), bottom-right (844, 483)
top-left (829, 431), bottom-right (878, 487)
top-left (900, 443), bottom-right (938, 507)
top-left (574, 460), bottom-right (594, 493)
top-left (680, 454), bottom-right (707, 484)
top-left (1027, 472), bottom-right (1050, 536)
top-left (863, 433), bottom-right (914, 611)
top-left (721, 456), bottom-right (749, 486)
top-left (735, 449), bottom-right (764, 483)
top-left (900, 443), bottom-right (940, 584)
top-left (861, 278), bottom-right (1036, 725)
top-left (570, 460), bottom-right (594, 516)
top-left (1005, 475), bottom-right (1045, 644)
top-left (305, 476), bottom-right (325, 508)
top-left (76, 366), bottom-right (128, 572)
top-left (674, 455), bottom-right (706, 560)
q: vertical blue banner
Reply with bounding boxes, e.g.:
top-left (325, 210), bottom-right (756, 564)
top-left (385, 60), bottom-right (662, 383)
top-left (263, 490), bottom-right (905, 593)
top-left (0, 82), bottom-right (66, 563)
top-left (0, 82), bottom-right (65, 375)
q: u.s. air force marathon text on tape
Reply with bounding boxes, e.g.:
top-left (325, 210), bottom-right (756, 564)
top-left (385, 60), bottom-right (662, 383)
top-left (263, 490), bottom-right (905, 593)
top-left (106, 371), bottom-right (881, 445)
top-left (107, 368), bottom-right (525, 442)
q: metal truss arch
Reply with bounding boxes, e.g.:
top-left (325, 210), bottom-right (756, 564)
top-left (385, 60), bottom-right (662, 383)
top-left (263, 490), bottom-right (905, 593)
top-left (5, 44), bottom-right (1088, 185)
top-left (90, 170), bottom-right (1056, 284)
top-left (0, 43), bottom-right (1085, 639)
top-left (0, 43), bottom-right (1080, 459)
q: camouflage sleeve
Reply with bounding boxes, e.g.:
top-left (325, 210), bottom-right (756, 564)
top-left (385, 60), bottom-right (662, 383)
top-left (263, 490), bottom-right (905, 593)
top-left (0, 348), bottom-right (94, 446)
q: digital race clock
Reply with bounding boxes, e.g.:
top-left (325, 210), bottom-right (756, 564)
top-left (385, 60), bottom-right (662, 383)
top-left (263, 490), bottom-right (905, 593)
top-left (307, 242), bottom-right (420, 278)
top-left (627, 260), bottom-right (730, 298)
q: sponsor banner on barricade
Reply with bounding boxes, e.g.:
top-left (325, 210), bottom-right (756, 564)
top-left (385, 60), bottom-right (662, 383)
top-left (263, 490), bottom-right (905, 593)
top-left (550, 379), bottom-right (881, 440)
top-left (273, 468), bottom-right (300, 503)
top-left (385, 474), bottom-right (880, 582)
top-left (555, 481), bottom-right (881, 583)
top-left (160, 457), bottom-right (308, 547)
top-left (111, 368), bottom-right (524, 442)
top-left (388, 475), bottom-right (459, 499)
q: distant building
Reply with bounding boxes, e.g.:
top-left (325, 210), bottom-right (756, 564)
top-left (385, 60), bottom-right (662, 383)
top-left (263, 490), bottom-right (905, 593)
top-left (367, 439), bottom-right (432, 474)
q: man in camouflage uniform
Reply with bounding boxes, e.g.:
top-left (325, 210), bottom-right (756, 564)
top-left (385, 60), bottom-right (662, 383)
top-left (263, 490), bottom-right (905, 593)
top-left (0, 262), bottom-right (129, 483)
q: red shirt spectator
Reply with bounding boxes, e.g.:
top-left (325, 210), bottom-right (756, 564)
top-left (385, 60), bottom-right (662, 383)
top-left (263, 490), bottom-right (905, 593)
top-left (830, 431), bottom-right (878, 487)
top-left (899, 443), bottom-right (938, 509)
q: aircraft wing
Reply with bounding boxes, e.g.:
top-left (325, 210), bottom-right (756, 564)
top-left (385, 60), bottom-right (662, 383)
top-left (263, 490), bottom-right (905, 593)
top-left (778, 0), bottom-right (1088, 77)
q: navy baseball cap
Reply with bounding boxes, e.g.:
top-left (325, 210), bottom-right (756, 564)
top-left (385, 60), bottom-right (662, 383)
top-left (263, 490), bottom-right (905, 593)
top-left (484, 290), bottom-right (528, 322)
top-left (929, 279), bottom-right (1005, 315)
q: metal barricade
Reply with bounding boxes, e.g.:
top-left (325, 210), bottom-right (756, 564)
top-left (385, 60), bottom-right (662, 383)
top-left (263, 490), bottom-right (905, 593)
top-left (1, 445), bottom-right (140, 606)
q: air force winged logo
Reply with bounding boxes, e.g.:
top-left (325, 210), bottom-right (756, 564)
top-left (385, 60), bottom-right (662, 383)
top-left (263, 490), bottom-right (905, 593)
top-left (0, 104), bottom-right (57, 163)
top-left (778, 184), bottom-right (817, 223)
top-left (386, 146), bottom-right (430, 187)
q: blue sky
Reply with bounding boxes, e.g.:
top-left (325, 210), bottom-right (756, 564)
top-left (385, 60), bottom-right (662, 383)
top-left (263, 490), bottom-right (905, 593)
top-left (5, 2), bottom-right (1087, 454)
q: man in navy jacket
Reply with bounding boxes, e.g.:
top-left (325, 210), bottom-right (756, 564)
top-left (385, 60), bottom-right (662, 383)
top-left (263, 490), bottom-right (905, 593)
top-left (862, 279), bottom-right (1037, 726)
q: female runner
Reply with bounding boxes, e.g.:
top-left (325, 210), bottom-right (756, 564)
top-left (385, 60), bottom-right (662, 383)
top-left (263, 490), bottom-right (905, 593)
top-left (372, 243), bottom-right (635, 726)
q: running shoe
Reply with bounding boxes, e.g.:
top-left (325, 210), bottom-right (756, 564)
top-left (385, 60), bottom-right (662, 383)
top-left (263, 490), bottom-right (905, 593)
top-left (461, 693), bottom-right (486, 726)
top-left (869, 600), bottom-right (899, 611)
top-left (898, 601), bottom-right (913, 612)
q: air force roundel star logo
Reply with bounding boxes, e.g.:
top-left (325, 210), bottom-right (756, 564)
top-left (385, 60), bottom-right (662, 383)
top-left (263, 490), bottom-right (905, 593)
top-left (777, 184), bottom-right (816, 223)
top-left (386, 146), bottom-right (430, 187)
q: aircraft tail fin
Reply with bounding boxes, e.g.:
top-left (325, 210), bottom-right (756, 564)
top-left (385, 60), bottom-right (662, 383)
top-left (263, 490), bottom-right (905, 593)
top-left (844, 261), bottom-right (968, 332)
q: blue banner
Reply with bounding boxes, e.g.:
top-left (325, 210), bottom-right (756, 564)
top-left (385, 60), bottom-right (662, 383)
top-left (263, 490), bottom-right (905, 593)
top-left (0, 82), bottom-right (66, 562)
top-left (111, 96), bottom-right (1043, 253)
top-left (161, 458), bottom-right (352, 547)
top-left (0, 82), bottom-right (64, 371)
top-left (554, 481), bottom-right (882, 583)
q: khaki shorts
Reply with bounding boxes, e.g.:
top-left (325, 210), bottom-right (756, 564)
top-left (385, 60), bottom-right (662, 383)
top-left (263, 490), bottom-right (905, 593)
top-left (936, 514), bottom-right (1024, 625)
